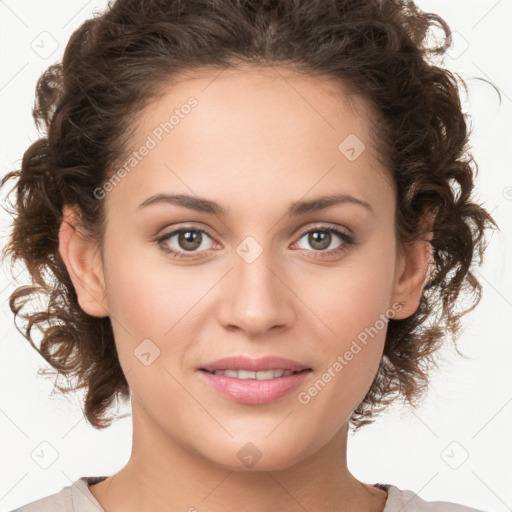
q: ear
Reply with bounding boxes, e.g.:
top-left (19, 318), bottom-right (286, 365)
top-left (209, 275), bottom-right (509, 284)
top-left (390, 233), bottom-right (433, 320)
top-left (58, 205), bottom-right (109, 318)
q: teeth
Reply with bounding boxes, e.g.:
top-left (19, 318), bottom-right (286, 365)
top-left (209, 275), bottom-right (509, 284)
top-left (211, 369), bottom-right (296, 379)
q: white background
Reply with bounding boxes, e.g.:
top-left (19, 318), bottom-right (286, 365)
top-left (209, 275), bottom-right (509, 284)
top-left (0, 1), bottom-right (511, 511)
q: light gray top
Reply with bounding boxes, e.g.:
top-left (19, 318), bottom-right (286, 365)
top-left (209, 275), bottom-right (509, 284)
top-left (9, 476), bottom-right (486, 512)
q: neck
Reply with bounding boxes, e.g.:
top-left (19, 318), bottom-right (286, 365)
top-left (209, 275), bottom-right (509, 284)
top-left (89, 399), bottom-right (387, 512)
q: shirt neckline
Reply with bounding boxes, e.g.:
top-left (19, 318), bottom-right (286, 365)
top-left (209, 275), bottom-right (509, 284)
top-left (74, 476), bottom-right (396, 512)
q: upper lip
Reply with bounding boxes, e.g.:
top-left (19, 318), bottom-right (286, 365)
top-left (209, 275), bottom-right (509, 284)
top-left (200, 356), bottom-right (312, 373)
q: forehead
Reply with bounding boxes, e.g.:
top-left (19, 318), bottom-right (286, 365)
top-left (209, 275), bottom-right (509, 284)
top-left (140, 65), bottom-right (381, 150)
top-left (104, 65), bottom-right (394, 218)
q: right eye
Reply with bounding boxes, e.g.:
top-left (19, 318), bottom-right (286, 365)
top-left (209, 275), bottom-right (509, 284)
top-left (155, 226), bottom-right (220, 259)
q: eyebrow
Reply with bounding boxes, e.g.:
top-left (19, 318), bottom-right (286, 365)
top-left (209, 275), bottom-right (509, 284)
top-left (137, 193), bottom-right (374, 217)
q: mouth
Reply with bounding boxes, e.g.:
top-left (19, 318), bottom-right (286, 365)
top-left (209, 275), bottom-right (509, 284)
top-left (199, 368), bottom-right (311, 379)
top-left (199, 355), bottom-right (312, 375)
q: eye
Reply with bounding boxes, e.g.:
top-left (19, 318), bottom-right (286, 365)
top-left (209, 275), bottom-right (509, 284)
top-left (292, 225), bottom-right (355, 258)
top-left (155, 224), bottom-right (355, 260)
top-left (155, 227), bottom-right (218, 259)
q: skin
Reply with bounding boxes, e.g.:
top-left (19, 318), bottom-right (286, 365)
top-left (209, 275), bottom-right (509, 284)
top-left (58, 66), bottom-right (432, 512)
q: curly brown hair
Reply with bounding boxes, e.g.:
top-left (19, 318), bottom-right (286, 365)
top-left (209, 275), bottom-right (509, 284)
top-left (1, 0), bottom-right (498, 431)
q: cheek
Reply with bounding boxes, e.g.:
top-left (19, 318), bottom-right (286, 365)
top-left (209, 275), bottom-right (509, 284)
top-left (294, 256), bottom-right (395, 409)
top-left (102, 236), bottom-right (194, 330)
top-left (100, 240), bottom-right (169, 367)
top-left (300, 256), bottom-right (395, 342)
top-left (101, 241), bottom-right (216, 372)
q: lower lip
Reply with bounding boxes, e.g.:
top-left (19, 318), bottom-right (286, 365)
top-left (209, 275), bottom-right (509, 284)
top-left (199, 370), bottom-right (312, 404)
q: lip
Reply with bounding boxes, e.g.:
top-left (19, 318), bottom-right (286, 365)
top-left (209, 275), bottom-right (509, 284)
top-left (199, 355), bottom-right (311, 373)
top-left (198, 355), bottom-right (313, 405)
top-left (199, 368), bottom-right (312, 405)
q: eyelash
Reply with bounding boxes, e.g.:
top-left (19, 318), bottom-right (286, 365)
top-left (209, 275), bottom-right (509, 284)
top-left (155, 224), bottom-right (355, 260)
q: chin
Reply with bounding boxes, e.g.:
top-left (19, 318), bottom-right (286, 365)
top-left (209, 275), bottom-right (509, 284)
top-left (202, 437), bottom-right (316, 473)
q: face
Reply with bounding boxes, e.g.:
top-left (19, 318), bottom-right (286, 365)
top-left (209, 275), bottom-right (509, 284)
top-left (62, 66), bottom-right (429, 472)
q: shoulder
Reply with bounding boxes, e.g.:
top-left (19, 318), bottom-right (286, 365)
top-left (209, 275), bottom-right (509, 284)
top-left (8, 476), bottom-right (107, 512)
top-left (382, 483), bottom-right (487, 512)
top-left (7, 484), bottom-right (72, 512)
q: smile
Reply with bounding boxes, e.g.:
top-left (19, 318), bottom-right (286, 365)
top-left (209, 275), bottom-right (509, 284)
top-left (207, 369), bottom-right (300, 379)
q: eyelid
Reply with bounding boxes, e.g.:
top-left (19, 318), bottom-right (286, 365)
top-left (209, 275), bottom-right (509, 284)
top-left (294, 222), bottom-right (353, 239)
top-left (156, 223), bottom-right (218, 241)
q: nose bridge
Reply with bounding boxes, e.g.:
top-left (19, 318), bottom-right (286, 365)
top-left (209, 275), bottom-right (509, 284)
top-left (216, 235), bottom-right (295, 335)
top-left (236, 248), bottom-right (279, 303)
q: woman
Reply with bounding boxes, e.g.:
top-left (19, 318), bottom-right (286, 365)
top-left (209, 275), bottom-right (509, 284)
top-left (1, 0), bottom-right (497, 510)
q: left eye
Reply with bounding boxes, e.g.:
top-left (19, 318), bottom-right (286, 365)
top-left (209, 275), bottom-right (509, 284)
top-left (294, 227), bottom-right (353, 254)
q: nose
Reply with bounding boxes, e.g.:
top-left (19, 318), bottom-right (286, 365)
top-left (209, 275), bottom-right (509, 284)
top-left (215, 248), bottom-right (296, 337)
